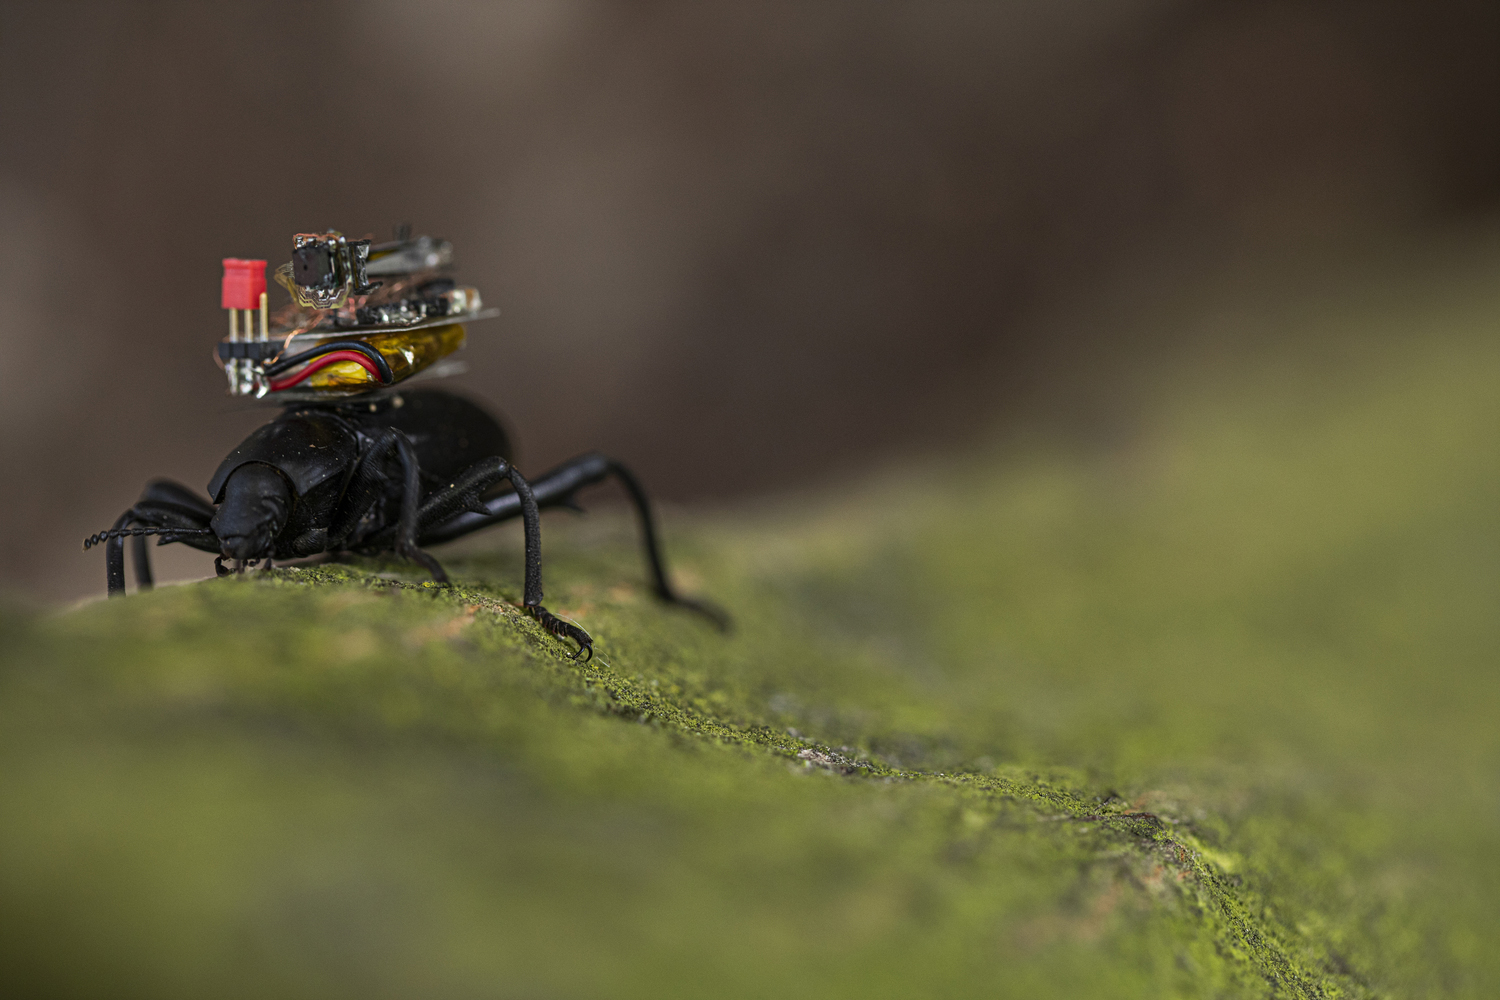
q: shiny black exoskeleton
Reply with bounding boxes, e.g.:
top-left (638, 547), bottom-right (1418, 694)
top-left (84, 389), bottom-right (725, 659)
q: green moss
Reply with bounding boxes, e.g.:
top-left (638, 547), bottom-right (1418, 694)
top-left (5, 259), bottom-right (1500, 997)
top-left (1, 566), bottom-right (1334, 999)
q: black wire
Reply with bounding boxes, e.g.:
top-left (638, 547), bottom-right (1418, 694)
top-left (262, 341), bottom-right (394, 383)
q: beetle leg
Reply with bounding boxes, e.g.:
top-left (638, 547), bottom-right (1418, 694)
top-left (327, 430), bottom-right (403, 548)
top-left (361, 455), bottom-right (595, 657)
top-left (137, 479), bottom-right (215, 518)
top-left (595, 459), bottom-right (731, 632)
top-left (101, 511), bottom-right (133, 596)
top-left (389, 430), bottom-right (449, 584)
top-left (419, 453), bottom-right (729, 631)
top-left (372, 456), bottom-right (586, 655)
top-left (504, 465), bottom-right (595, 660)
top-left (414, 457), bottom-right (513, 529)
top-left (330, 428), bottom-right (450, 584)
top-left (131, 532), bottom-right (152, 590)
top-left (93, 484), bottom-right (217, 596)
top-left (128, 480), bottom-right (220, 587)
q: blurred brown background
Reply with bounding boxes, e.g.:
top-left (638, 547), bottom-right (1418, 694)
top-left (1, 1), bottom-right (1497, 603)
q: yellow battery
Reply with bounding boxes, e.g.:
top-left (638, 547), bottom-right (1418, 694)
top-left (303, 323), bottom-right (467, 390)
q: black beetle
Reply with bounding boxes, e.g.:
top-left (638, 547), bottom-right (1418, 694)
top-left (84, 388), bottom-right (725, 659)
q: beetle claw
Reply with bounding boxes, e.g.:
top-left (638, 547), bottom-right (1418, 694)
top-left (399, 541), bottom-right (448, 585)
top-left (525, 604), bottom-right (593, 662)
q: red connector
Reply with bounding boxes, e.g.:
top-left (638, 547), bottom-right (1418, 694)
top-left (221, 259), bottom-right (267, 310)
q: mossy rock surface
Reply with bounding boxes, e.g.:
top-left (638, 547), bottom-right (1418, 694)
top-left (4, 264), bottom-right (1500, 998)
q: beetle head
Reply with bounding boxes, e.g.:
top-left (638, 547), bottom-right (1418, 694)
top-left (211, 463), bottom-right (292, 564)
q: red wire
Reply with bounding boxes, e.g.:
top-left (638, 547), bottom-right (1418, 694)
top-left (267, 350), bottom-right (386, 392)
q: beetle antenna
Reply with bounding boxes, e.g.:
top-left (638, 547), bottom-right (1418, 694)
top-left (83, 526), bottom-right (214, 550)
